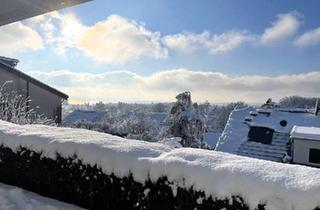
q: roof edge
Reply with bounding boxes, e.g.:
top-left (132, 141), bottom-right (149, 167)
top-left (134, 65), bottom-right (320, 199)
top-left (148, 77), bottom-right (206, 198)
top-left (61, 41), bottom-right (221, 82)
top-left (0, 60), bottom-right (68, 100)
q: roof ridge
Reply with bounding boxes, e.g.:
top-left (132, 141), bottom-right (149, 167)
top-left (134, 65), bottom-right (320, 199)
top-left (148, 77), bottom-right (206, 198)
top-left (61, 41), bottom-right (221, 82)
top-left (0, 60), bottom-right (68, 99)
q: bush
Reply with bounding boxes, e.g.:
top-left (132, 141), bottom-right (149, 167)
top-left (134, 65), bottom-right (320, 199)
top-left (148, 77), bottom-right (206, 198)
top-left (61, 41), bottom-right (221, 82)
top-left (0, 144), bottom-right (255, 210)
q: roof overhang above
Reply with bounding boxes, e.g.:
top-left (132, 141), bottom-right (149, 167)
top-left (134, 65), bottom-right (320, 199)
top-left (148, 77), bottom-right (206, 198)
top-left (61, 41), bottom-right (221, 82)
top-left (0, 0), bottom-right (91, 26)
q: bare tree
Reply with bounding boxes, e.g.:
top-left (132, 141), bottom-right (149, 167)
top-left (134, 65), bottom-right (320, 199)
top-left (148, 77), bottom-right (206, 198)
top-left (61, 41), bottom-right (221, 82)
top-left (0, 81), bottom-right (53, 125)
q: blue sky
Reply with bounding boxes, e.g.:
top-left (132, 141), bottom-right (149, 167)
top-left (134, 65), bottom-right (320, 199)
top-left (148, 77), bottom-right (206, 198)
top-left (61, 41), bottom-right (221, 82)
top-left (0, 0), bottom-right (320, 103)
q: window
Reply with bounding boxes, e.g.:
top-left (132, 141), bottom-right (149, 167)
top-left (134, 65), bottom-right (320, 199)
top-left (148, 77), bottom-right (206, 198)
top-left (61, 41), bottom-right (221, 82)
top-left (248, 126), bottom-right (274, 144)
top-left (309, 148), bottom-right (320, 164)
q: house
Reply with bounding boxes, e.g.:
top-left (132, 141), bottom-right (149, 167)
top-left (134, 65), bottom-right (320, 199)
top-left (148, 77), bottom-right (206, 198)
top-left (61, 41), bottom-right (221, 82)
top-left (290, 126), bottom-right (320, 167)
top-left (215, 102), bottom-right (320, 164)
top-left (0, 0), bottom-right (93, 123)
top-left (0, 57), bottom-right (68, 123)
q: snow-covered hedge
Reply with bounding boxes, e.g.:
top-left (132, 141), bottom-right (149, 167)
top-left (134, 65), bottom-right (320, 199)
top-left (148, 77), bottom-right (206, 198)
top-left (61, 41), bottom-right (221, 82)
top-left (0, 120), bottom-right (320, 210)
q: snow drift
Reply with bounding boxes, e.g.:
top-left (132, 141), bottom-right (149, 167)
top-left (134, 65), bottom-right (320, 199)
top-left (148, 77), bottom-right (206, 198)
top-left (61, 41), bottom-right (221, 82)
top-left (0, 120), bottom-right (320, 210)
top-left (0, 183), bottom-right (84, 210)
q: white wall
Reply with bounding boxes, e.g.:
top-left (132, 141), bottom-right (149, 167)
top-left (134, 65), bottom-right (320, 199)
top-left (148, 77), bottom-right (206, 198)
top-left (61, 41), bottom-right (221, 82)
top-left (293, 138), bottom-right (320, 167)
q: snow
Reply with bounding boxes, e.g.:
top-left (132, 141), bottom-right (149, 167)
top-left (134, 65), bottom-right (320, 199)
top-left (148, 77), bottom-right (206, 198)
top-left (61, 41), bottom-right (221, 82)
top-left (0, 183), bottom-right (84, 210)
top-left (215, 105), bottom-right (254, 153)
top-left (148, 149), bottom-right (320, 210)
top-left (1, 120), bottom-right (320, 210)
top-left (159, 137), bottom-right (182, 148)
top-left (291, 126), bottom-right (320, 140)
top-left (216, 105), bottom-right (320, 153)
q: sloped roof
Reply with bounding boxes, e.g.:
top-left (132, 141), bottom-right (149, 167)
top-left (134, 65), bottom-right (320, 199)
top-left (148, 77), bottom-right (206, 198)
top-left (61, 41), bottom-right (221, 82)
top-left (0, 0), bottom-right (92, 26)
top-left (64, 110), bottom-right (107, 125)
top-left (215, 106), bottom-right (320, 161)
top-left (0, 59), bottom-right (68, 99)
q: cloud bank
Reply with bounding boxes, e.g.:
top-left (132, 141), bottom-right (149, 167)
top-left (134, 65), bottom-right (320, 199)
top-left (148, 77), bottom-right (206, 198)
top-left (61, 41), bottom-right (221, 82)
top-left (0, 22), bottom-right (43, 54)
top-left (24, 11), bottom-right (315, 64)
top-left (27, 69), bottom-right (320, 103)
top-left (162, 31), bottom-right (252, 54)
top-left (0, 10), bottom-right (318, 64)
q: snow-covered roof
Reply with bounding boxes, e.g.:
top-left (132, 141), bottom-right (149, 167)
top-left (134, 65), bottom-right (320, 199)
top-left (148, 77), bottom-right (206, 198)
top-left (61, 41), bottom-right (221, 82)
top-left (64, 110), bottom-right (107, 125)
top-left (203, 132), bottom-right (220, 148)
top-left (0, 56), bottom-right (19, 67)
top-left (291, 126), bottom-right (320, 141)
top-left (1, 120), bottom-right (320, 209)
top-left (215, 105), bottom-right (320, 161)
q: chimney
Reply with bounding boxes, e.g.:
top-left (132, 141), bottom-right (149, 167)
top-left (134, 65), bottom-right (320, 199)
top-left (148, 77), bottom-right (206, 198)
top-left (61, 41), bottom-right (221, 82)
top-left (315, 99), bottom-right (320, 116)
top-left (0, 56), bottom-right (19, 68)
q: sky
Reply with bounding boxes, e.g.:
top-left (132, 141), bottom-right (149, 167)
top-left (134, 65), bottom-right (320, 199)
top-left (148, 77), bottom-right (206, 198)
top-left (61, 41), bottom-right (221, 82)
top-left (1, 0), bottom-right (320, 104)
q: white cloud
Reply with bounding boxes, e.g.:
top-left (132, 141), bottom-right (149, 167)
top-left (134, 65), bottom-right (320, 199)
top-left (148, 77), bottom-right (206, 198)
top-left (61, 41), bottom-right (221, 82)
top-left (162, 31), bottom-right (251, 54)
top-left (76, 15), bottom-right (168, 64)
top-left (295, 27), bottom-right (320, 47)
top-left (22, 11), bottom-right (308, 61)
top-left (56, 14), bottom-right (85, 54)
top-left (28, 12), bottom-right (83, 55)
top-left (0, 22), bottom-right (43, 54)
top-left (260, 12), bottom-right (301, 44)
top-left (32, 14), bottom-right (168, 63)
top-left (27, 69), bottom-right (320, 103)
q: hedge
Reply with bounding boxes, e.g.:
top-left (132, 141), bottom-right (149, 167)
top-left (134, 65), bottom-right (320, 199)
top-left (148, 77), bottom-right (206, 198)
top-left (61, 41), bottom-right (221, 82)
top-left (0, 144), bottom-right (272, 210)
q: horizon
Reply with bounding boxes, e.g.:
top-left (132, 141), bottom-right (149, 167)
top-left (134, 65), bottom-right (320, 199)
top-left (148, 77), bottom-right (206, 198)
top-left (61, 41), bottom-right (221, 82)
top-left (1, 0), bottom-right (320, 103)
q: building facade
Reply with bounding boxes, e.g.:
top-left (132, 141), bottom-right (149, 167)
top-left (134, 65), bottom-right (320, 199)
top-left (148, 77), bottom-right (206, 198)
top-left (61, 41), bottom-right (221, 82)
top-left (0, 57), bottom-right (68, 123)
top-left (291, 126), bottom-right (320, 167)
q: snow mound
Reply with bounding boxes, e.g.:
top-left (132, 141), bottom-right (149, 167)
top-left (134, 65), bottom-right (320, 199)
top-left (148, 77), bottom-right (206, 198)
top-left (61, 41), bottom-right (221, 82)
top-left (1, 120), bottom-right (320, 210)
top-left (0, 183), bottom-right (84, 210)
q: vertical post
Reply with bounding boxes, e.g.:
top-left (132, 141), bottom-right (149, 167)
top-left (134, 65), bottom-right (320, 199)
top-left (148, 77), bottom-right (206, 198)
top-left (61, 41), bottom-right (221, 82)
top-left (26, 80), bottom-right (30, 112)
top-left (315, 99), bottom-right (320, 116)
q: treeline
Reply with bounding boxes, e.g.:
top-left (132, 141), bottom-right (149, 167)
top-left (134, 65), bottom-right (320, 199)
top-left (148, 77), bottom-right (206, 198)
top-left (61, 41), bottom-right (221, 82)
top-left (63, 92), bottom-right (246, 149)
top-left (278, 96), bottom-right (319, 109)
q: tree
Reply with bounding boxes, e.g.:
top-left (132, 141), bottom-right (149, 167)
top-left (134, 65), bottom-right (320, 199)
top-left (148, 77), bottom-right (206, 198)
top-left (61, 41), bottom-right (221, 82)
top-left (279, 96), bottom-right (319, 109)
top-left (161, 91), bottom-right (205, 148)
top-left (151, 103), bottom-right (167, 113)
top-left (94, 101), bottom-right (106, 111)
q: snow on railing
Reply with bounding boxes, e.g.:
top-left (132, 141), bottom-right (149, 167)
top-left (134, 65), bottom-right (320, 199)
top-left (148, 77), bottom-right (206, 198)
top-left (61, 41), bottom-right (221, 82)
top-left (0, 120), bottom-right (320, 210)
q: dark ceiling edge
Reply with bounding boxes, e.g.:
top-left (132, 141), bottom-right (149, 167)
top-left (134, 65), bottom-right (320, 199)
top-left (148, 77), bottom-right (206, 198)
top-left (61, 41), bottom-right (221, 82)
top-left (0, 0), bottom-right (93, 26)
top-left (0, 61), bottom-right (68, 100)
